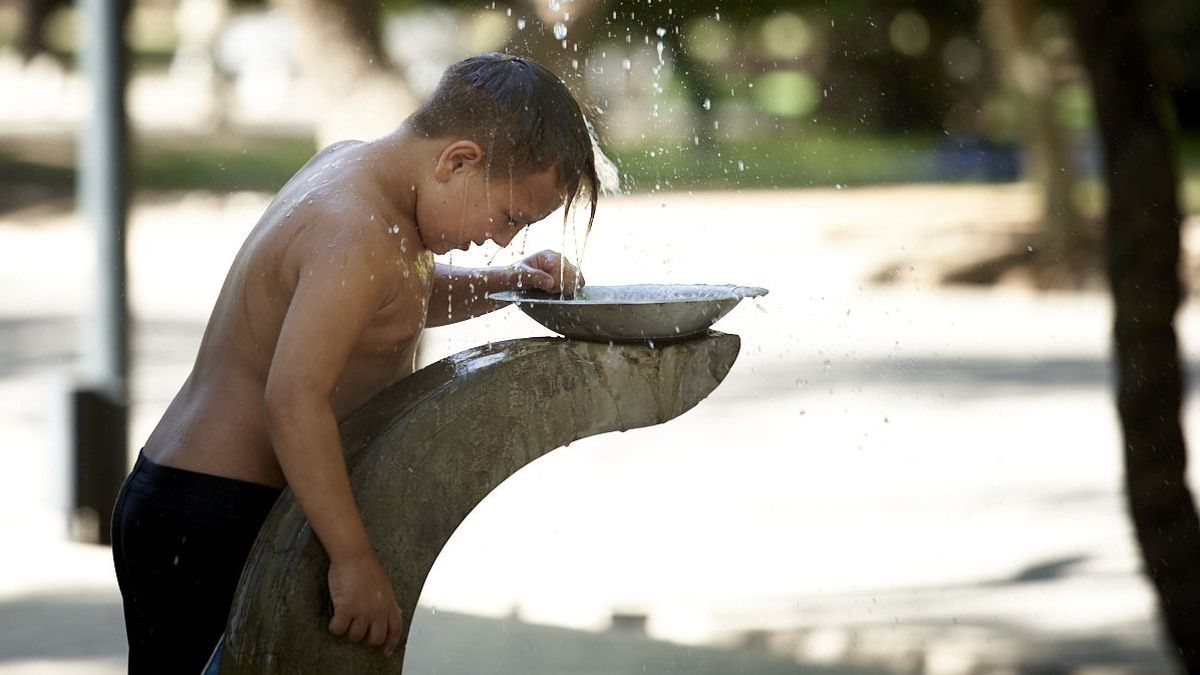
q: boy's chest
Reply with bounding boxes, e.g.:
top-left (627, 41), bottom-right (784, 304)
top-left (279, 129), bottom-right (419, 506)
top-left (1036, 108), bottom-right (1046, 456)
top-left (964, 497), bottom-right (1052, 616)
top-left (354, 308), bottom-right (425, 357)
top-left (353, 254), bottom-right (433, 358)
top-left (336, 292), bottom-right (428, 410)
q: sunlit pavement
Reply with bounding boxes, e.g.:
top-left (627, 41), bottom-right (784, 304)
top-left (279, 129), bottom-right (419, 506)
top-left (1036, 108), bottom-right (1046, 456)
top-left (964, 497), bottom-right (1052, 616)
top-left (2, 184), bottom-right (1197, 672)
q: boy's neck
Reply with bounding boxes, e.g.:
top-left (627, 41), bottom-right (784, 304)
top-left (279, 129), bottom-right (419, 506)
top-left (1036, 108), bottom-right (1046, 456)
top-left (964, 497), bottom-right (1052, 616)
top-left (364, 124), bottom-right (427, 224)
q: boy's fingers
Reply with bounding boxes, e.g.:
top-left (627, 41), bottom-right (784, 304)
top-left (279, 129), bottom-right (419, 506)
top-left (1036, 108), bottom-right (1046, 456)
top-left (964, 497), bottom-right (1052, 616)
top-left (365, 620), bottom-right (386, 647)
top-left (347, 617), bottom-right (369, 643)
top-left (519, 268), bottom-right (555, 290)
top-left (328, 611), bottom-right (350, 636)
top-left (384, 608), bottom-right (403, 656)
top-left (567, 270), bottom-right (584, 291)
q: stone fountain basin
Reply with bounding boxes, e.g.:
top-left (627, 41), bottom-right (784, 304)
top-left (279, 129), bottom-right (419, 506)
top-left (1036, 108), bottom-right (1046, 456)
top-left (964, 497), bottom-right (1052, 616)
top-left (489, 284), bottom-right (768, 342)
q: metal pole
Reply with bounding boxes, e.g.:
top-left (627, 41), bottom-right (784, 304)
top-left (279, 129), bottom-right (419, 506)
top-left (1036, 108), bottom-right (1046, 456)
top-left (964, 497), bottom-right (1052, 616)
top-left (73, 0), bottom-right (129, 545)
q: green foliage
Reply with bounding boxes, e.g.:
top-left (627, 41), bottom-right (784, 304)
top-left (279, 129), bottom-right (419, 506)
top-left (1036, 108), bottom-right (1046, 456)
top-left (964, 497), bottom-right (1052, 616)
top-left (132, 136), bottom-right (317, 192)
top-left (609, 126), bottom-right (938, 192)
top-left (0, 135), bottom-right (316, 197)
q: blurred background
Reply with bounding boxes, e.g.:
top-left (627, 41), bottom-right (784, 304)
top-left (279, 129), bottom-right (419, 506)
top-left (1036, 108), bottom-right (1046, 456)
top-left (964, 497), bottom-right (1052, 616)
top-left (1, 0), bottom-right (1199, 673)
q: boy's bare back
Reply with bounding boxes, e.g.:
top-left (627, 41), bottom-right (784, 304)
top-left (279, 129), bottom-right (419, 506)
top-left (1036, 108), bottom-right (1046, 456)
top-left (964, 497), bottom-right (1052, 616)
top-left (143, 141), bottom-right (433, 487)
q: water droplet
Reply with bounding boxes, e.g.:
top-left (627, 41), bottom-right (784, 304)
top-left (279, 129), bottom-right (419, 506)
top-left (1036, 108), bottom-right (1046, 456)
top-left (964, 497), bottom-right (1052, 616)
top-left (548, 0), bottom-right (561, 10)
top-left (553, 21), bottom-right (568, 40)
top-left (516, 17), bottom-right (526, 30)
top-left (622, 58), bottom-right (632, 70)
top-left (506, 7), bottom-right (511, 15)
top-left (702, 98), bottom-right (711, 110)
top-left (656, 41), bottom-right (664, 63)
top-left (737, 160), bottom-right (745, 172)
top-left (656, 27), bottom-right (667, 37)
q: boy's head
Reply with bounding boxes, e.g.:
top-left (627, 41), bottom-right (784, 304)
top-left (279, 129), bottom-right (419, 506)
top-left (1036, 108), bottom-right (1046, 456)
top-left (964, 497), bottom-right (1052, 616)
top-left (408, 53), bottom-right (601, 252)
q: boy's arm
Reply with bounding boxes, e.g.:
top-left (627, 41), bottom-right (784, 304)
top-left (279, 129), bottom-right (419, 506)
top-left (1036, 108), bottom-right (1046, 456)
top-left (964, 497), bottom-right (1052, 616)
top-left (264, 241), bottom-right (403, 656)
top-left (426, 250), bottom-right (584, 327)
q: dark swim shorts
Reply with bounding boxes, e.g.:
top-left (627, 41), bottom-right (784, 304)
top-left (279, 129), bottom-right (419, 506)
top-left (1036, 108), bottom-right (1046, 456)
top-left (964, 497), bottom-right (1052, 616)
top-left (111, 452), bottom-right (281, 675)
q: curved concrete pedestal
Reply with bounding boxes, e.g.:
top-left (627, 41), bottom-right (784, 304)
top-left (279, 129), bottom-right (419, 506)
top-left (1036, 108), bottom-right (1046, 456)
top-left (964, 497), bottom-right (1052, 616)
top-left (220, 332), bottom-right (740, 673)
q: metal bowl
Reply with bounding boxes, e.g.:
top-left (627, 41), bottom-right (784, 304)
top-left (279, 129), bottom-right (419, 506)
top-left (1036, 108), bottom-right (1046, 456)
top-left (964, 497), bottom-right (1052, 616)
top-left (489, 284), bottom-right (769, 343)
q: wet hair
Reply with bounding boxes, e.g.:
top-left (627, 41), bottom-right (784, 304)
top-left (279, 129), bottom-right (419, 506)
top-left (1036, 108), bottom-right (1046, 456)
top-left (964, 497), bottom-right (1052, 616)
top-left (408, 53), bottom-right (600, 230)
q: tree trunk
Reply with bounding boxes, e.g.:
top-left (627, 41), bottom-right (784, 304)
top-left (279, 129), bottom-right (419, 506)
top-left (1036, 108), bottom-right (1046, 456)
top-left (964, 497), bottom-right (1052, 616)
top-left (16, 0), bottom-right (63, 60)
top-left (981, 0), bottom-right (1089, 283)
top-left (272, 0), bottom-right (418, 146)
top-left (1069, 0), bottom-right (1200, 669)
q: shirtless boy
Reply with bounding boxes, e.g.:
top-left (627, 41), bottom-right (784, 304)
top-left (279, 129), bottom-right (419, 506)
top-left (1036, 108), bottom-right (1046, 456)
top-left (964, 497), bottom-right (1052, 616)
top-left (110, 53), bottom-right (601, 674)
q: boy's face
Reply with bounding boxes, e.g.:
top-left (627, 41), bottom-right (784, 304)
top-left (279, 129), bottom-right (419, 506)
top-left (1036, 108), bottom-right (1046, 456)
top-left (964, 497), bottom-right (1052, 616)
top-left (417, 141), bottom-right (565, 255)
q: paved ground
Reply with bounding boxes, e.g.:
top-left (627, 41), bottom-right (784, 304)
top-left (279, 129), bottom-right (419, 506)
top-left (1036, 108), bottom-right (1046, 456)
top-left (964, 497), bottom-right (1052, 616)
top-left (1, 183), bottom-right (1197, 673)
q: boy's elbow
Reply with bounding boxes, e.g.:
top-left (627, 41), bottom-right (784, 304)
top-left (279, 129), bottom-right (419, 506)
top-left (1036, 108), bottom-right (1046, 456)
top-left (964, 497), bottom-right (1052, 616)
top-left (263, 377), bottom-right (316, 429)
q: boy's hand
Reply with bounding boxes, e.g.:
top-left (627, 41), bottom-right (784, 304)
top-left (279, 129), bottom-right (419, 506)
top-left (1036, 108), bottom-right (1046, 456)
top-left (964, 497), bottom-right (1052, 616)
top-left (327, 551), bottom-right (404, 656)
top-left (511, 249), bottom-right (585, 295)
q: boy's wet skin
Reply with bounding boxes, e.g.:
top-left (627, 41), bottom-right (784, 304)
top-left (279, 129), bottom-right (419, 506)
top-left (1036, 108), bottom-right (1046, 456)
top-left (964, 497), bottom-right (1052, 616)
top-left (143, 130), bottom-right (569, 489)
top-left (138, 127), bottom-right (575, 656)
top-left (112, 54), bottom-right (601, 670)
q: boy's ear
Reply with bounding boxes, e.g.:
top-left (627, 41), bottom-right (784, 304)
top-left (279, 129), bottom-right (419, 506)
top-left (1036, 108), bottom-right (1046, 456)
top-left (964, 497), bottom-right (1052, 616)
top-left (433, 140), bottom-right (484, 182)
